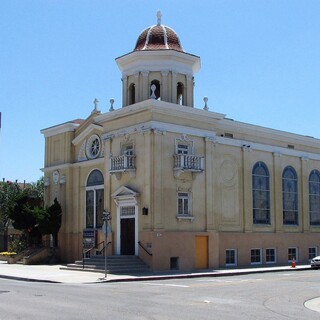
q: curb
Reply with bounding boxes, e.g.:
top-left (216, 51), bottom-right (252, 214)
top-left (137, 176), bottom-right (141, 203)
top-left (0, 266), bottom-right (312, 284)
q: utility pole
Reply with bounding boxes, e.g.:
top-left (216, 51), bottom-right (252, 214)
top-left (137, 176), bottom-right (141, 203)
top-left (102, 210), bottom-right (112, 279)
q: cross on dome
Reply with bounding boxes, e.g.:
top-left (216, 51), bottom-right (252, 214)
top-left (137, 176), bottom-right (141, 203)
top-left (157, 11), bottom-right (162, 25)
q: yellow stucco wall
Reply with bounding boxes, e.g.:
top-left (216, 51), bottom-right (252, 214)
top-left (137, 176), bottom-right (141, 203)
top-left (42, 101), bottom-right (320, 270)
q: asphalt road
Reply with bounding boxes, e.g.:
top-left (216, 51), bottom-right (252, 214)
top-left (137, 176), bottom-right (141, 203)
top-left (0, 270), bottom-right (319, 319)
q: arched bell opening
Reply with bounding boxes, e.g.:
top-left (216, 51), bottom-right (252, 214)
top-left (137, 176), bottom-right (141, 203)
top-left (129, 83), bottom-right (136, 105)
top-left (150, 80), bottom-right (161, 100)
top-left (177, 82), bottom-right (184, 105)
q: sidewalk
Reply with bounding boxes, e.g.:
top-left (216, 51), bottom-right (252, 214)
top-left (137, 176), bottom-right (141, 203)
top-left (0, 260), bottom-right (312, 284)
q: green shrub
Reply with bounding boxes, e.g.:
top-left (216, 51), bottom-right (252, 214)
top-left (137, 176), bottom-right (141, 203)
top-left (0, 252), bottom-right (16, 256)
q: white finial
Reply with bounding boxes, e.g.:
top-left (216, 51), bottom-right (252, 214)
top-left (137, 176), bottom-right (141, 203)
top-left (109, 98), bottom-right (114, 112)
top-left (203, 97), bottom-right (209, 111)
top-left (150, 84), bottom-right (157, 99)
top-left (157, 11), bottom-right (162, 25)
top-left (93, 98), bottom-right (99, 111)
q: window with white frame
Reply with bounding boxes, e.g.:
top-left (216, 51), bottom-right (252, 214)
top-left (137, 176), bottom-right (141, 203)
top-left (177, 192), bottom-right (191, 215)
top-left (265, 248), bottom-right (276, 264)
top-left (282, 166), bottom-right (298, 225)
top-left (226, 249), bottom-right (237, 266)
top-left (309, 247), bottom-right (317, 260)
top-left (123, 144), bottom-right (134, 156)
top-left (252, 162), bottom-right (270, 224)
top-left (309, 170), bottom-right (320, 226)
top-left (177, 143), bottom-right (190, 155)
top-left (251, 248), bottom-right (262, 264)
top-left (174, 136), bottom-right (203, 173)
top-left (288, 247), bottom-right (298, 262)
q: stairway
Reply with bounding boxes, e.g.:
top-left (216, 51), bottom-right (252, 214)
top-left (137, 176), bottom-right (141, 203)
top-left (65, 255), bottom-right (151, 274)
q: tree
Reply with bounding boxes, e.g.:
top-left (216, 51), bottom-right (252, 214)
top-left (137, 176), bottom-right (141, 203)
top-left (9, 189), bottom-right (43, 247)
top-left (0, 181), bottom-right (22, 250)
top-left (38, 198), bottom-right (62, 247)
top-left (0, 181), bottom-right (22, 232)
top-left (1, 178), bottom-right (62, 251)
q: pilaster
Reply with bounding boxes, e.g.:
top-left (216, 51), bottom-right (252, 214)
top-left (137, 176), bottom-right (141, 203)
top-left (242, 145), bottom-right (252, 232)
top-left (205, 137), bottom-right (217, 230)
top-left (273, 152), bottom-right (283, 232)
top-left (122, 76), bottom-right (128, 107)
top-left (104, 137), bottom-right (112, 214)
top-left (301, 156), bottom-right (309, 231)
top-left (134, 73), bottom-right (140, 102)
top-left (141, 72), bottom-right (149, 102)
top-left (142, 129), bottom-right (153, 229)
top-left (171, 72), bottom-right (177, 104)
top-left (153, 129), bottom-right (166, 229)
top-left (186, 75), bottom-right (193, 107)
top-left (161, 71), bottom-right (169, 102)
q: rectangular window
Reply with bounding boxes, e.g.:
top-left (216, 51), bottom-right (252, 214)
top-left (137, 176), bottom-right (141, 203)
top-left (177, 192), bottom-right (190, 215)
top-left (177, 143), bottom-right (189, 155)
top-left (309, 247), bottom-right (317, 260)
top-left (251, 248), bottom-right (262, 265)
top-left (226, 249), bottom-right (237, 266)
top-left (265, 248), bottom-right (276, 264)
top-left (288, 247), bottom-right (298, 262)
top-left (124, 144), bottom-right (133, 155)
top-left (120, 206), bottom-right (135, 217)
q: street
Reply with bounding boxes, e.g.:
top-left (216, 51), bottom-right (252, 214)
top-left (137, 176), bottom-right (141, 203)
top-left (0, 270), bottom-right (319, 319)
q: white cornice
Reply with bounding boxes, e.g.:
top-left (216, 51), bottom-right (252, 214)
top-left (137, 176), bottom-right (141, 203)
top-left (72, 123), bottom-right (103, 145)
top-left (115, 50), bottom-right (200, 76)
top-left (41, 158), bottom-right (104, 173)
top-left (95, 99), bottom-right (320, 148)
top-left (102, 120), bottom-right (320, 161)
top-left (220, 118), bottom-right (319, 147)
top-left (95, 99), bottom-right (225, 123)
top-left (41, 122), bottom-right (80, 138)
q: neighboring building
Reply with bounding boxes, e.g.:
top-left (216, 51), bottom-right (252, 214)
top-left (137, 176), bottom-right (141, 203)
top-left (41, 13), bottom-right (320, 271)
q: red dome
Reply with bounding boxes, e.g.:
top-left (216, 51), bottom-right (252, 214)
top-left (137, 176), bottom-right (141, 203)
top-left (134, 24), bottom-right (184, 52)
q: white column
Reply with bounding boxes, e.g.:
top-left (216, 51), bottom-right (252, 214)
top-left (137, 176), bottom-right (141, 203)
top-left (161, 71), bottom-right (169, 102)
top-left (186, 75), bottom-right (193, 107)
top-left (171, 72), bottom-right (177, 104)
top-left (141, 72), bottom-right (149, 101)
top-left (122, 76), bottom-right (128, 107)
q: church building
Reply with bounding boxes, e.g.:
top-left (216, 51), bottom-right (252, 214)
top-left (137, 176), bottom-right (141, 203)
top-left (41, 12), bottom-right (320, 271)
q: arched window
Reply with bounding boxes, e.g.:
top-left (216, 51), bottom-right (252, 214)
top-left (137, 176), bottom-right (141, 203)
top-left (309, 169), bottom-right (320, 226)
top-left (150, 80), bottom-right (160, 100)
top-left (129, 83), bottom-right (135, 105)
top-left (177, 82), bottom-right (184, 105)
top-left (282, 166), bottom-right (298, 225)
top-left (86, 170), bottom-right (104, 229)
top-left (252, 162), bottom-right (270, 224)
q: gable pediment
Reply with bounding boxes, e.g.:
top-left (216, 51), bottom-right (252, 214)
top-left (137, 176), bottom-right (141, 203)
top-left (112, 186), bottom-right (140, 205)
top-left (72, 123), bottom-right (103, 146)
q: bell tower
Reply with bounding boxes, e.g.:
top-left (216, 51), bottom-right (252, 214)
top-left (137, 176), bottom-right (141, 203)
top-left (115, 12), bottom-right (201, 108)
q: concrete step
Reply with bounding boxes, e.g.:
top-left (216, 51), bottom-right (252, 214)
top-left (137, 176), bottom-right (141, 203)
top-left (66, 255), bottom-right (150, 274)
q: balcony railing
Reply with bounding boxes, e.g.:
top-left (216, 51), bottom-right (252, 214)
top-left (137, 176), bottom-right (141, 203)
top-left (109, 154), bottom-right (136, 173)
top-left (173, 154), bottom-right (204, 172)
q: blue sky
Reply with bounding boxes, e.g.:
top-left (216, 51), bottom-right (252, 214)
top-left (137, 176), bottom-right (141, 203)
top-left (1, 0), bottom-right (319, 183)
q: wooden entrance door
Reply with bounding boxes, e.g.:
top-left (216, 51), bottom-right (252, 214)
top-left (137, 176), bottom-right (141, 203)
top-left (195, 236), bottom-right (208, 269)
top-left (120, 218), bottom-right (135, 255)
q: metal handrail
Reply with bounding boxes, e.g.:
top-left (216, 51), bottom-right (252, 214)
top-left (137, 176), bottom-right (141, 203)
top-left (138, 241), bottom-right (152, 256)
top-left (98, 241), bottom-right (112, 255)
top-left (82, 240), bottom-right (105, 269)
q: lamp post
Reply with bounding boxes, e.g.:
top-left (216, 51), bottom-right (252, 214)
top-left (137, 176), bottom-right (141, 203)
top-left (102, 210), bottom-right (112, 279)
